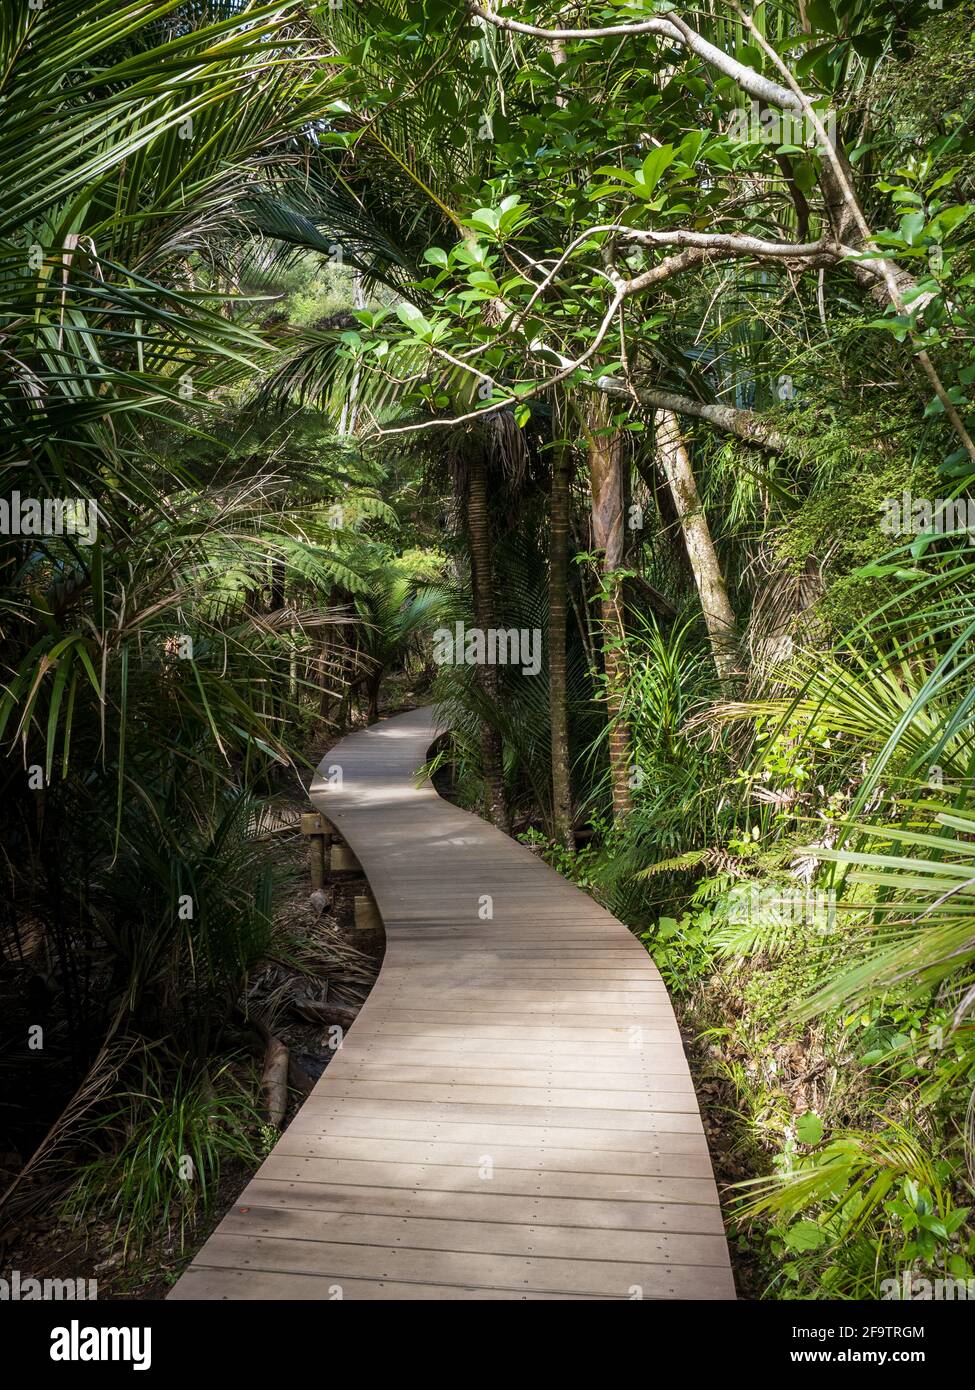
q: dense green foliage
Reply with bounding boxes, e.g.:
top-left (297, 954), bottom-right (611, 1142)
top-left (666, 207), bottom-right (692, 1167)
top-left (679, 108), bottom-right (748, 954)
top-left (3, 0), bottom-right (975, 1299)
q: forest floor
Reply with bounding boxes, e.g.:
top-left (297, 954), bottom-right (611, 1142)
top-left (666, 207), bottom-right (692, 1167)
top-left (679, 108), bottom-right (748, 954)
top-left (2, 814), bottom-right (383, 1298)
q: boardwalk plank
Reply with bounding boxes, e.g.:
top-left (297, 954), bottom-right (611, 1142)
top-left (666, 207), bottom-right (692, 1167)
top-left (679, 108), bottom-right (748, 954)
top-left (324, 1063), bottom-right (698, 1096)
top-left (256, 1156), bottom-right (722, 1204)
top-left (271, 1134), bottom-right (720, 1179)
top-left (218, 1206), bottom-right (729, 1265)
top-left (242, 1179), bottom-right (726, 1233)
top-left (183, 1234), bottom-right (735, 1299)
top-left (311, 1080), bottom-right (699, 1110)
top-left (169, 1269), bottom-right (607, 1300)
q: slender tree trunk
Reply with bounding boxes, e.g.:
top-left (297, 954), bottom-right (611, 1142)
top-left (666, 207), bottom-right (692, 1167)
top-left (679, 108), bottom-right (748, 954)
top-left (267, 557), bottom-right (285, 726)
top-left (288, 627), bottom-right (298, 704)
top-left (319, 594), bottom-right (335, 719)
top-left (655, 409), bottom-right (741, 689)
top-left (549, 435), bottom-right (574, 847)
top-left (547, 45), bottom-right (576, 842)
top-left (586, 403), bottom-right (633, 821)
top-left (547, 29), bottom-right (577, 842)
top-left (467, 454), bottom-right (508, 831)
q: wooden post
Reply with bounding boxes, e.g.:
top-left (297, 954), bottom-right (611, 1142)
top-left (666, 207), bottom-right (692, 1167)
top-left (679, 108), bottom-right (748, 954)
top-left (329, 842), bottom-right (362, 873)
top-left (354, 892), bottom-right (382, 933)
top-left (300, 812), bottom-right (327, 891)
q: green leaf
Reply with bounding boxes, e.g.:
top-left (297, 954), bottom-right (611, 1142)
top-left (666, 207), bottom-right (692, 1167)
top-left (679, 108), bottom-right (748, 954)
top-left (801, 0), bottom-right (834, 37)
top-left (930, 204), bottom-right (974, 237)
top-left (899, 211), bottom-right (926, 246)
top-left (677, 131), bottom-right (705, 167)
top-left (784, 1220), bottom-right (826, 1251)
top-left (796, 1113), bottom-right (824, 1146)
top-left (396, 302), bottom-right (432, 336)
top-left (638, 145), bottom-right (675, 193)
top-left (469, 207), bottom-right (500, 232)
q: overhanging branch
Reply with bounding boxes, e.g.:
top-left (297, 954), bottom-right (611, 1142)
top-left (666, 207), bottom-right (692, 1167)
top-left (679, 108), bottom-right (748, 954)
top-left (594, 376), bottom-right (796, 455)
top-left (469, 4), bottom-right (801, 111)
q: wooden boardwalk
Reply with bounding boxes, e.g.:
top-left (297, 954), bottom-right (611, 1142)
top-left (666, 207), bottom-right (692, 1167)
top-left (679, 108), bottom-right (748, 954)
top-left (170, 708), bottom-right (734, 1300)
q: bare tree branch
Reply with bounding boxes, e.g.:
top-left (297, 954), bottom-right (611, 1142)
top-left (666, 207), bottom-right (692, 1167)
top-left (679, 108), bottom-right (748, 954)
top-left (469, 3), bottom-right (801, 110)
top-left (625, 229), bottom-right (832, 259)
top-left (594, 378), bottom-right (795, 454)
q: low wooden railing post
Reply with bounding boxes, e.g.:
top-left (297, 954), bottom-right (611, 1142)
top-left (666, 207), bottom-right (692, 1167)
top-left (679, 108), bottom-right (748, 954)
top-left (330, 840), bottom-right (362, 873)
top-left (300, 811), bottom-right (328, 891)
top-left (354, 891), bottom-right (382, 933)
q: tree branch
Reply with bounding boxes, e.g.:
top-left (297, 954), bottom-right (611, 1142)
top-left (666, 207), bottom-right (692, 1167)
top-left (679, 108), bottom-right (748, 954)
top-left (595, 376), bottom-right (796, 454)
top-left (625, 229), bottom-right (831, 259)
top-left (469, 3), bottom-right (801, 110)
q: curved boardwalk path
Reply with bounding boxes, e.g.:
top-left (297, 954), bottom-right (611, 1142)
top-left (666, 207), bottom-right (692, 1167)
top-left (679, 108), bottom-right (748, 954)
top-left (171, 708), bottom-right (734, 1301)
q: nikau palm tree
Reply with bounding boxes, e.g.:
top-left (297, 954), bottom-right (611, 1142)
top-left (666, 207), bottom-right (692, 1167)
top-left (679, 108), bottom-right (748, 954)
top-left (548, 420), bottom-right (575, 847)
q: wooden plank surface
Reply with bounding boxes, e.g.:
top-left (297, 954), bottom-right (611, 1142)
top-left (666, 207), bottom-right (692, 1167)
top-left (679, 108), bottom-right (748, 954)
top-left (169, 707), bottom-right (734, 1301)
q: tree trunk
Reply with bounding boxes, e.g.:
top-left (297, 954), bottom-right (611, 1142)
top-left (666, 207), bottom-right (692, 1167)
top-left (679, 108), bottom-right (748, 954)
top-left (288, 627), bottom-right (298, 705)
top-left (467, 454), bottom-right (509, 831)
top-left (586, 403), bottom-right (633, 821)
top-left (549, 435), bottom-right (574, 848)
top-left (266, 557), bottom-right (285, 728)
top-left (654, 409), bottom-right (741, 690)
top-left (319, 607), bottom-right (334, 720)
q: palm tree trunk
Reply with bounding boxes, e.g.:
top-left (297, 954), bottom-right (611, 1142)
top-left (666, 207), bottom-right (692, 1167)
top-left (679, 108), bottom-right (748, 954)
top-left (586, 404), bottom-right (633, 821)
top-left (467, 454), bottom-right (509, 831)
top-left (655, 409), bottom-right (741, 690)
top-left (549, 436), bottom-right (574, 848)
top-left (545, 39), bottom-right (576, 841)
